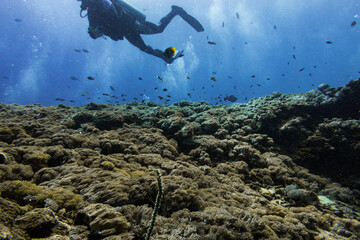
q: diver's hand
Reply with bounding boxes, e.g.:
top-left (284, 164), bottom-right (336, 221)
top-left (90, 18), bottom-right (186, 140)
top-left (163, 50), bottom-right (184, 64)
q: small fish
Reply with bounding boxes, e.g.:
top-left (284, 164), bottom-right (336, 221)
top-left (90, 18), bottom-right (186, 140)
top-left (164, 47), bottom-right (176, 58)
top-left (69, 100), bottom-right (75, 103)
top-left (87, 76), bottom-right (95, 80)
top-left (186, 76), bottom-right (190, 80)
top-left (55, 98), bottom-right (65, 101)
top-left (138, 77), bottom-right (143, 80)
top-left (110, 86), bottom-right (115, 91)
top-left (244, 41), bottom-right (248, 45)
top-left (309, 73), bottom-right (312, 76)
top-left (236, 12), bottom-right (239, 19)
top-left (210, 76), bottom-right (217, 81)
top-left (351, 20), bottom-right (357, 27)
top-left (102, 93), bottom-right (110, 96)
top-left (82, 49), bottom-right (89, 53)
top-left (222, 22), bottom-right (224, 27)
top-left (134, 97), bottom-right (138, 101)
top-left (251, 75), bottom-right (255, 78)
top-left (233, 85), bottom-right (237, 89)
top-left (81, 94), bottom-right (86, 96)
top-left (14, 18), bottom-right (22, 22)
top-left (228, 76), bottom-right (232, 79)
top-left (166, 95), bottom-right (171, 98)
top-left (187, 93), bottom-right (191, 97)
top-left (208, 41), bottom-right (216, 45)
top-left (102, 36), bottom-right (108, 40)
top-left (326, 41), bottom-right (333, 44)
top-left (154, 87), bottom-right (158, 90)
top-left (157, 76), bottom-right (164, 82)
top-left (257, 84), bottom-right (261, 87)
top-left (158, 96), bottom-right (164, 100)
top-left (282, 74), bottom-right (285, 77)
top-left (273, 25), bottom-right (277, 30)
top-left (74, 49), bottom-right (82, 53)
top-left (163, 88), bottom-right (168, 92)
top-left (70, 76), bottom-right (78, 80)
top-left (224, 95), bottom-right (238, 103)
top-left (292, 54), bottom-right (296, 60)
top-left (212, 72), bottom-right (217, 74)
top-left (299, 68), bottom-right (305, 72)
top-left (211, 85), bottom-right (214, 87)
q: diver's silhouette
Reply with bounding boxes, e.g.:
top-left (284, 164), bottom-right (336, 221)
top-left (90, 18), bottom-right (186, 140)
top-left (78, 0), bottom-right (204, 63)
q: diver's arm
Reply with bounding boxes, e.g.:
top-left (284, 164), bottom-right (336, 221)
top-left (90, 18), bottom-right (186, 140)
top-left (125, 31), bottom-right (176, 63)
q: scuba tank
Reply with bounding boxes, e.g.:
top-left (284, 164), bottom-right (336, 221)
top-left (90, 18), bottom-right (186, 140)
top-left (112, 0), bottom-right (146, 22)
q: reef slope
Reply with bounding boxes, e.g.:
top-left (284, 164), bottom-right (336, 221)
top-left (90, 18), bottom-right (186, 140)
top-left (0, 80), bottom-right (360, 239)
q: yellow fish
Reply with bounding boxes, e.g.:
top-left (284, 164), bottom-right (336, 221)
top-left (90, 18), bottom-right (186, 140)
top-left (164, 47), bottom-right (176, 58)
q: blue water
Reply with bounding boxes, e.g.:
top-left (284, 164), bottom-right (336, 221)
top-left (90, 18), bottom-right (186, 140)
top-left (1, 0), bottom-right (360, 106)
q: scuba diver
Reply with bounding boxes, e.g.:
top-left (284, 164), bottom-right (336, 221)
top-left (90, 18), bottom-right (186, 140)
top-left (78, 0), bottom-right (204, 63)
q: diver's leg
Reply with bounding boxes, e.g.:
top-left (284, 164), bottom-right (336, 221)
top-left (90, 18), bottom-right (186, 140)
top-left (135, 5), bottom-right (204, 35)
top-left (124, 31), bottom-right (175, 63)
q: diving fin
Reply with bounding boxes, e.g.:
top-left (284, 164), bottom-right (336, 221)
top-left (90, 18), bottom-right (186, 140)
top-left (172, 6), bottom-right (204, 32)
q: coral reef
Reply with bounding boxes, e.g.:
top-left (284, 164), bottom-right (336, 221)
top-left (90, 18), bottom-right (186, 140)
top-left (0, 79), bottom-right (360, 239)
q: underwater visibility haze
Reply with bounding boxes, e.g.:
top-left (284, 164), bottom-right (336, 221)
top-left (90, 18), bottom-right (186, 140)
top-left (1, 0), bottom-right (360, 105)
top-left (2, 1), bottom-right (360, 239)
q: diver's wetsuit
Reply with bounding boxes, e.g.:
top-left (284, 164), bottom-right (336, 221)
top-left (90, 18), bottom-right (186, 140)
top-left (80, 0), bottom-right (204, 63)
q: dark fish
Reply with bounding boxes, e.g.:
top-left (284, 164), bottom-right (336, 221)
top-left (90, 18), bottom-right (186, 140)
top-left (69, 100), bottom-right (75, 103)
top-left (309, 73), bottom-right (312, 76)
top-left (102, 36), bottom-right (108, 40)
top-left (224, 95), bottom-right (238, 102)
top-left (158, 76), bottom-right (164, 82)
top-left (74, 49), bottom-right (82, 53)
top-left (351, 20), bottom-right (357, 27)
top-left (134, 97), bottom-right (138, 101)
top-left (102, 93), bottom-right (110, 96)
top-left (70, 76), bottom-right (78, 80)
top-left (87, 76), bottom-right (95, 80)
top-left (236, 12), bottom-right (239, 19)
top-left (14, 18), bottom-right (22, 22)
top-left (110, 86), bottom-right (115, 91)
top-left (208, 41), bottom-right (216, 45)
top-left (314, 65), bottom-right (317, 68)
top-left (282, 74), bottom-right (285, 76)
top-left (187, 93), bottom-right (191, 97)
top-left (257, 84), bottom-right (261, 87)
top-left (251, 75), bottom-right (255, 78)
top-left (82, 49), bottom-right (89, 53)
top-left (244, 41), bottom-right (248, 45)
top-left (138, 77), bottom-right (143, 80)
top-left (163, 88), bottom-right (168, 91)
top-left (186, 76), bottom-right (190, 80)
top-left (202, 86), bottom-right (205, 89)
top-left (267, 77), bottom-right (270, 80)
top-left (211, 85), bottom-right (214, 87)
top-left (81, 94), bottom-right (86, 96)
top-left (233, 85), bottom-right (237, 89)
top-left (273, 25), bottom-right (277, 30)
top-left (164, 47), bottom-right (176, 58)
top-left (228, 76), bottom-right (232, 79)
top-left (212, 72), bottom-right (217, 74)
top-left (166, 95), bottom-right (171, 98)
top-left (55, 98), bottom-right (65, 101)
top-left (293, 46), bottom-right (296, 50)
top-left (287, 61), bottom-right (290, 65)
top-left (154, 87), bottom-right (158, 90)
top-left (158, 96), bottom-right (164, 100)
top-left (222, 22), bottom-right (224, 27)
top-left (210, 76), bottom-right (217, 81)
top-left (292, 54), bottom-right (296, 60)
top-left (299, 68), bottom-right (305, 72)
top-left (326, 41), bottom-right (333, 44)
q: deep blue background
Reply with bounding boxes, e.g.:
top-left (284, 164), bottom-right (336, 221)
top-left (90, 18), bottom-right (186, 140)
top-left (1, 0), bottom-right (360, 106)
